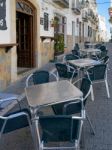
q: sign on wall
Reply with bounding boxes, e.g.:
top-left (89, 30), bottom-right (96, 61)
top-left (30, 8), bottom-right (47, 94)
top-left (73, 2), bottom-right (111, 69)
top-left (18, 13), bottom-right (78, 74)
top-left (0, 0), bottom-right (7, 30)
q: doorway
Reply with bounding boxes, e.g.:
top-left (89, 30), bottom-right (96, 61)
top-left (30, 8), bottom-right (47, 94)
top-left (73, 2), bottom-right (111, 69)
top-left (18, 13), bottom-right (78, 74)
top-left (16, 0), bottom-right (35, 73)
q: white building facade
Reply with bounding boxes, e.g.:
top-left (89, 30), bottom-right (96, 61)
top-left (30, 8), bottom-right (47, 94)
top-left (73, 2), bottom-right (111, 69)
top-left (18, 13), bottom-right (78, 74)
top-left (98, 15), bottom-right (108, 42)
top-left (0, 0), bottom-right (99, 90)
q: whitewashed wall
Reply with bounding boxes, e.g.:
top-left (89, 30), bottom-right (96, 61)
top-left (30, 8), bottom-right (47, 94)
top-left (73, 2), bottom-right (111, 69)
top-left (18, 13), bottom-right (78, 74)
top-left (39, 1), bottom-right (54, 37)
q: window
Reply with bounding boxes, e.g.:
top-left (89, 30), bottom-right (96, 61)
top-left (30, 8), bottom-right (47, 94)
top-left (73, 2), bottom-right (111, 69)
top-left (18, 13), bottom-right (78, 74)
top-left (16, 1), bottom-right (33, 15)
top-left (44, 13), bottom-right (49, 31)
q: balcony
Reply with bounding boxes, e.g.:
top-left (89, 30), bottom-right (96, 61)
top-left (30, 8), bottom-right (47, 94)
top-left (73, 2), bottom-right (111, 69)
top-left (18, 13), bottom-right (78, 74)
top-left (53, 0), bottom-right (69, 8)
top-left (72, 7), bottom-right (81, 15)
top-left (72, 0), bottom-right (81, 15)
top-left (80, 0), bottom-right (90, 9)
top-left (88, 9), bottom-right (94, 21)
top-left (82, 11), bottom-right (88, 22)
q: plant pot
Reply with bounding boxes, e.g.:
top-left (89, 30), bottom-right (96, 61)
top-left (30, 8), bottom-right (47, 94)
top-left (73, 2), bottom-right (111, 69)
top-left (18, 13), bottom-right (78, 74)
top-left (54, 51), bottom-right (64, 56)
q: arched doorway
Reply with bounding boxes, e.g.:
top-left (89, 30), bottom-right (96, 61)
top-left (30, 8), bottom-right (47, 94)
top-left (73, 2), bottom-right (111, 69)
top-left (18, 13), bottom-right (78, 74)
top-left (16, 0), bottom-right (36, 72)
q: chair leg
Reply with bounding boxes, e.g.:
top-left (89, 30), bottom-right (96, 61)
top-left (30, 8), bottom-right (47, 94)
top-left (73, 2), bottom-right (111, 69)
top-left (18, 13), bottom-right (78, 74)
top-left (105, 80), bottom-right (110, 98)
top-left (86, 114), bottom-right (95, 135)
top-left (80, 126), bottom-right (85, 149)
top-left (75, 140), bottom-right (80, 150)
top-left (91, 85), bottom-right (94, 101)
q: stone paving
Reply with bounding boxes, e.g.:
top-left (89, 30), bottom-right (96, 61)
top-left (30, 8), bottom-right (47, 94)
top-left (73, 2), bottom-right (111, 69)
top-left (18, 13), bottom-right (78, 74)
top-left (0, 43), bottom-right (112, 150)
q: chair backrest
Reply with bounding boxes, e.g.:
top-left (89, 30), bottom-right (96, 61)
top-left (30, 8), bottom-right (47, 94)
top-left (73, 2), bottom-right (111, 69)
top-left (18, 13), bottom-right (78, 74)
top-left (55, 63), bottom-right (68, 78)
top-left (95, 43), bottom-right (102, 49)
top-left (74, 43), bottom-right (80, 51)
top-left (87, 64), bottom-right (107, 81)
top-left (0, 109), bottom-right (31, 137)
top-left (102, 56), bottom-right (109, 64)
top-left (84, 41), bottom-right (90, 48)
top-left (80, 78), bottom-right (91, 104)
top-left (62, 78), bottom-right (91, 115)
top-left (99, 45), bottom-right (106, 51)
top-left (65, 54), bottom-right (79, 61)
top-left (52, 98), bottom-right (83, 116)
top-left (38, 115), bottom-right (81, 143)
top-left (26, 70), bottom-right (49, 87)
top-left (33, 70), bottom-right (49, 84)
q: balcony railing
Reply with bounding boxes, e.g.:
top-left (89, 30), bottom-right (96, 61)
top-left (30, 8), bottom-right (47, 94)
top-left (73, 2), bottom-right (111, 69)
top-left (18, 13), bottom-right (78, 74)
top-left (72, 0), bottom-right (81, 15)
top-left (53, 0), bottom-right (69, 8)
top-left (82, 11), bottom-right (88, 22)
top-left (72, 7), bottom-right (81, 15)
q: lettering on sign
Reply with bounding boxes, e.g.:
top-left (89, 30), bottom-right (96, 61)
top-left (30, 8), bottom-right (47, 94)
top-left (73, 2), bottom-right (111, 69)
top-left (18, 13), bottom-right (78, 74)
top-left (0, 0), bottom-right (7, 30)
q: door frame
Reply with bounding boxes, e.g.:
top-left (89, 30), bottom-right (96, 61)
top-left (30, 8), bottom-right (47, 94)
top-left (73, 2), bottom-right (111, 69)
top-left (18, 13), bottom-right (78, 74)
top-left (16, 0), bottom-right (37, 68)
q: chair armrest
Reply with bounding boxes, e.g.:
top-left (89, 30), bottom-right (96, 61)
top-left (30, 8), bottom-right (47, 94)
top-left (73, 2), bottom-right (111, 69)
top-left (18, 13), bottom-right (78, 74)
top-left (73, 78), bottom-right (82, 85)
top-left (6, 111), bottom-right (30, 120)
top-left (50, 72), bottom-right (58, 81)
top-left (63, 98), bottom-right (85, 119)
top-left (0, 95), bottom-right (21, 110)
top-left (66, 64), bottom-right (75, 71)
top-left (26, 73), bottom-right (33, 87)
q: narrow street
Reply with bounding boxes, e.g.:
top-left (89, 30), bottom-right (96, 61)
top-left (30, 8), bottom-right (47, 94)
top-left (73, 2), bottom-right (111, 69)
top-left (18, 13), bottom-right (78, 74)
top-left (0, 42), bottom-right (112, 150)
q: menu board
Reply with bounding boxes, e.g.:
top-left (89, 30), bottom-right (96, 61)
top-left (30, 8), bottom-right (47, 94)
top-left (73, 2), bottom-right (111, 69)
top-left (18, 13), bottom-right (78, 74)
top-left (0, 0), bottom-right (7, 30)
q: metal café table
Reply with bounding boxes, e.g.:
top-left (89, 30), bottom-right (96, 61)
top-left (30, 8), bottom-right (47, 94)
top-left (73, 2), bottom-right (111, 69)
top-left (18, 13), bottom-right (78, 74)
top-left (81, 48), bottom-right (101, 57)
top-left (68, 58), bottom-right (101, 101)
top-left (85, 43), bottom-right (96, 48)
top-left (25, 80), bottom-right (83, 150)
top-left (68, 58), bottom-right (100, 68)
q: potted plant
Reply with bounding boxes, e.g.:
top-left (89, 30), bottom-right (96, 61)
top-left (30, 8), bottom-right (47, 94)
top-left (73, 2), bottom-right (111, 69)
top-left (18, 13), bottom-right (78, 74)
top-left (51, 16), bottom-right (59, 27)
top-left (54, 33), bottom-right (64, 56)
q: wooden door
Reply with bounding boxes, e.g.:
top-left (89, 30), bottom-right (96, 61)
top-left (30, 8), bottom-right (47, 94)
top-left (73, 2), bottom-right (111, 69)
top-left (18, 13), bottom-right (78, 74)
top-left (16, 12), bottom-right (33, 68)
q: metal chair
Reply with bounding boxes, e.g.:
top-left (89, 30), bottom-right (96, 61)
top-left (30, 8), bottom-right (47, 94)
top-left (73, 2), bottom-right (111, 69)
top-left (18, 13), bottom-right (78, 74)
top-left (63, 53), bottom-right (79, 62)
top-left (0, 109), bottom-right (33, 142)
top-left (99, 45), bottom-right (108, 59)
top-left (0, 93), bottom-right (21, 110)
top-left (63, 78), bottom-right (95, 135)
top-left (63, 54), bottom-right (79, 72)
top-left (26, 71), bottom-right (49, 87)
top-left (52, 78), bottom-right (95, 135)
top-left (86, 64), bottom-right (110, 100)
top-left (37, 115), bottom-right (83, 150)
top-left (55, 63), bottom-right (77, 83)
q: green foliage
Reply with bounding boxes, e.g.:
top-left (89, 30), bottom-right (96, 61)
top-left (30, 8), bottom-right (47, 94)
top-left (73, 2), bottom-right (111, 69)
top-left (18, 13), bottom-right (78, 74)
top-left (54, 34), bottom-right (64, 55)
